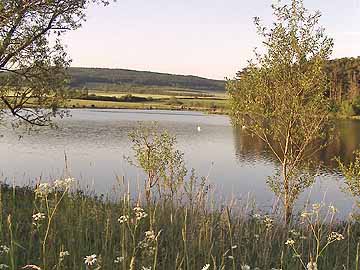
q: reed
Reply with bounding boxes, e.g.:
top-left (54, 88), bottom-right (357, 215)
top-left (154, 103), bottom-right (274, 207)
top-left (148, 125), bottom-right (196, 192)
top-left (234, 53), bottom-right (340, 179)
top-left (0, 180), bottom-right (358, 270)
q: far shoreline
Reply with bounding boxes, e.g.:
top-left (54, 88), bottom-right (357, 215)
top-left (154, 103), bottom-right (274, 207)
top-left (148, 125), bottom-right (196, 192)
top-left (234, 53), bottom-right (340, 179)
top-left (64, 98), bottom-right (230, 116)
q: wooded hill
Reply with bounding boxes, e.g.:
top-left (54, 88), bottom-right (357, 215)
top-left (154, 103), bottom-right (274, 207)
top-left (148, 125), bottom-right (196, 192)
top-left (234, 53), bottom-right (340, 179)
top-left (67, 58), bottom-right (359, 99)
top-left (67, 67), bottom-right (226, 93)
top-left (325, 57), bottom-right (360, 102)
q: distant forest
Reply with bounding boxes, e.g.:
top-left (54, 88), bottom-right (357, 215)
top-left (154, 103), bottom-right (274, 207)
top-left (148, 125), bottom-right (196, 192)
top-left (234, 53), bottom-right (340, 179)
top-left (67, 57), bottom-right (359, 100)
top-left (325, 57), bottom-right (360, 102)
top-left (67, 67), bottom-right (226, 93)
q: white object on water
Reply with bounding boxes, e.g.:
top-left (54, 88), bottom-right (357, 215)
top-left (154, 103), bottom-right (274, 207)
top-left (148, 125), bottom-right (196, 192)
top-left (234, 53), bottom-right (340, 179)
top-left (197, 126), bottom-right (201, 132)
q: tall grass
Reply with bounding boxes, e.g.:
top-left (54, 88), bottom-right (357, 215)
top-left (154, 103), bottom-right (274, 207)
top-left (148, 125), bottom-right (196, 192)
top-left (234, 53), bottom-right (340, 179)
top-left (0, 179), bottom-right (359, 270)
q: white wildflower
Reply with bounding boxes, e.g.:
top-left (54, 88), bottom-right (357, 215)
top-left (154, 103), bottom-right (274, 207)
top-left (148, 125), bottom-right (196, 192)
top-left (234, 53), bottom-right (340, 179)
top-left (0, 245), bottom-right (10, 254)
top-left (145, 230), bottom-right (156, 241)
top-left (264, 216), bottom-right (273, 229)
top-left (35, 183), bottom-right (53, 198)
top-left (285, 239), bottom-right (295, 246)
top-left (328, 232), bottom-right (344, 242)
top-left (133, 206), bottom-right (144, 212)
top-left (21, 265), bottom-right (41, 270)
top-left (59, 250), bottom-right (69, 259)
top-left (301, 211), bottom-right (312, 218)
top-left (312, 203), bottom-right (322, 212)
top-left (329, 204), bottom-right (338, 214)
top-left (307, 261), bottom-right (317, 270)
top-left (231, 245), bottom-right (237, 249)
top-left (241, 264), bottom-right (251, 270)
top-left (201, 264), bottom-right (210, 270)
top-left (114, 256), bottom-right (124, 263)
top-left (133, 207), bottom-right (148, 221)
top-left (289, 229), bottom-right (300, 237)
top-left (84, 254), bottom-right (97, 266)
top-left (118, 215), bottom-right (129, 224)
top-left (228, 255), bottom-right (234, 259)
top-left (136, 211), bottom-right (148, 220)
top-left (54, 178), bottom-right (74, 190)
top-left (32, 213), bottom-right (46, 222)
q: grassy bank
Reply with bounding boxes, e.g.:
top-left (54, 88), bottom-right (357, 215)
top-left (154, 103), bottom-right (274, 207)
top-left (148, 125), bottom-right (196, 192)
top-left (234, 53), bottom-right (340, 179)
top-left (0, 180), bottom-right (358, 270)
top-left (66, 91), bottom-right (230, 114)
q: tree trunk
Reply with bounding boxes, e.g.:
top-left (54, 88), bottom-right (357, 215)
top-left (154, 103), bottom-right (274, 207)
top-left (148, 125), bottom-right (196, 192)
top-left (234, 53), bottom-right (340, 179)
top-left (282, 161), bottom-right (292, 224)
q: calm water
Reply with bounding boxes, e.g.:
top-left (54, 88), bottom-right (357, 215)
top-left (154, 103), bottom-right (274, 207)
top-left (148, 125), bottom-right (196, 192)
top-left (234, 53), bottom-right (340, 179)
top-left (0, 109), bottom-right (358, 215)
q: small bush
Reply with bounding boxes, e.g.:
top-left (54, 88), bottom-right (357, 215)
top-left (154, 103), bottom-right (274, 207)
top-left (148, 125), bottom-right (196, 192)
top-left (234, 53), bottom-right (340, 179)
top-left (166, 96), bottom-right (183, 105)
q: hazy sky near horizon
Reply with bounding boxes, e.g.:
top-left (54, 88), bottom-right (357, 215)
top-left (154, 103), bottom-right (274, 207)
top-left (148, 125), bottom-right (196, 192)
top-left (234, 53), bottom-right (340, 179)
top-left (62, 0), bottom-right (360, 80)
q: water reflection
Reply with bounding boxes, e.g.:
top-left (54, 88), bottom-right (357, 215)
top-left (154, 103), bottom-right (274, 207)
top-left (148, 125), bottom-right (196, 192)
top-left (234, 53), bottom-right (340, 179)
top-left (232, 120), bottom-right (360, 172)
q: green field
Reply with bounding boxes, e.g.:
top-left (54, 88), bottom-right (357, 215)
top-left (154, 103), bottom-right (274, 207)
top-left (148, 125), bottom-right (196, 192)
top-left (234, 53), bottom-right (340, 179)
top-left (67, 91), bottom-right (230, 114)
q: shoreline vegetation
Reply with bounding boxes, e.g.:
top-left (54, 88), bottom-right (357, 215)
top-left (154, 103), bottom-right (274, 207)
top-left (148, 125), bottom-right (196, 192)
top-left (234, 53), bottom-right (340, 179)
top-left (64, 92), bottom-right (360, 120)
top-left (0, 179), bottom-right (358, 270)
top-left (65, 92), bottom-right (230, 115)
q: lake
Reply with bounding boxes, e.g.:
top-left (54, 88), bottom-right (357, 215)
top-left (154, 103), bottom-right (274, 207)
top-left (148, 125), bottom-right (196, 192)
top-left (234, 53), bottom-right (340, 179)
top-left (0, 109), bottom-right (358, 215)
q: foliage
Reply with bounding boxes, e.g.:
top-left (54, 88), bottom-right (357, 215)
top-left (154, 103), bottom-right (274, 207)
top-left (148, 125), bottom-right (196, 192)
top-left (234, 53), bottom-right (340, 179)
top-left (72, 93), bottom-right (149, 103)
top-left (351, 96), bottom-right (360, 116)
top-left (227, 0), bottom-right (333, 223)
top-left (67, 67), bottom-right (226, 93)
top-left (125, 123), bottom-right (188, 201)
top-left (166, 96), bottom-right (183, 106)
top-left (286, 203), bottom-right (343, 270)
top-left (338, 150), bottom-right (360, 200)
top-left (341, 100), bottom-right (356, 117)
top-left (0, 0), bottom-right (109, 127)
top-left (325, 57), bottom-right (360, 103)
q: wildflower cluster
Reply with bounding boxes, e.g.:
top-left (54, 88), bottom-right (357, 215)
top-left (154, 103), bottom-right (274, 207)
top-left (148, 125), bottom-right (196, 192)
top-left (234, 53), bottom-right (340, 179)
top-left (134, 206), bottom-right (148, 221)
top-left (300, 203), bottom-right (338, 221)
top-left (32, 212), bottom-right (45, 222)
top-left (118, 215), bottom-right (129, 224)
top-left (263, 216), bottom-right (274, 230)
top-left (118, 206), bottom-right (148, 225)
top-left (35, 183), bottom-right (53, 198)
top-left (35, 178), bottom-right (74, 199)
top-left (285, 239), bottom-right (295, 246)
top-left (307, 262), bottom-right (317, 270)
top-left (138, 230), bottom-right (158, 256)
top-left (54, 178), bottom-right (75, 190)
top-left (59, 250), bottom-right (70, 262)
top-left (327, 232), bottom-right (344, 242)
top-left (0, 245), bottom-right (10, 255)
top-left (252, 213), bottom-right (274, 231)
top-left (200, 264), bottom-right (282, 270)
top-left (114, 256), bottom-right (124, 264)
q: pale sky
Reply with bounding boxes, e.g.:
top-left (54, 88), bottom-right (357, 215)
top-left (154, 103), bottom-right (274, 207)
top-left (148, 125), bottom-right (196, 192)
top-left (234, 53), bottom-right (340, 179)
top-left (62, 0), bottom-right (360, 80)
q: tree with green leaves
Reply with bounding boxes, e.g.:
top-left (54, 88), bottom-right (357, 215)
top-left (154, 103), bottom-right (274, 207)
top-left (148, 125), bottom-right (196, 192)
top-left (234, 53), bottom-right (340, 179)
top-left (227, 0), bottom-right (333, 223)
top-left (0, 0), bottom-right (109, 127)
top-left (337, 151), bottom-right (360, 206)
top-left (126, 123), bottom-right (187, 202)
